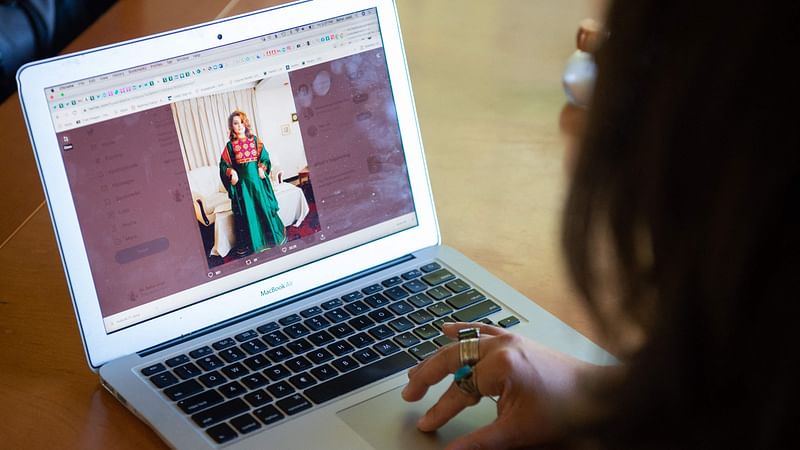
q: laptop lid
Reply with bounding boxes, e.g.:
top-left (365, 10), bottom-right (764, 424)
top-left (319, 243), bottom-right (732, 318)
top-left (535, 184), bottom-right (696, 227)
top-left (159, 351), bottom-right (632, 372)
top-left (17, 0), bottom-right (438, 369)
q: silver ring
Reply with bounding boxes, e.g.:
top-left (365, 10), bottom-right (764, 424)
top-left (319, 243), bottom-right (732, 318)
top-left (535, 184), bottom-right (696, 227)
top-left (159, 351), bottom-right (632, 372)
top-left (454, 365), bottom-right (480, 398)
top-left (458, 328), bottom-right (480, 367)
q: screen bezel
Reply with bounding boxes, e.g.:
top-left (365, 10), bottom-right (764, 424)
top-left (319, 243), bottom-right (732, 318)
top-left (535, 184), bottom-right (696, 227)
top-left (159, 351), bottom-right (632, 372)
top-left (17, 0), bottom-right (439, 369)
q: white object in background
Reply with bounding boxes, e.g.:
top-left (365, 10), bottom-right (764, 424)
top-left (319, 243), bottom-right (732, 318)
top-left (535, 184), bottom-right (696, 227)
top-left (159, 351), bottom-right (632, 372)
top-left (562, 49), bottom-right (596, 108)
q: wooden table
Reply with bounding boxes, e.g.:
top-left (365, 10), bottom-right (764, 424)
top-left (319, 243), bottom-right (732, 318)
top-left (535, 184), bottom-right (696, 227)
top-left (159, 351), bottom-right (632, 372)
top-left (0, 0), bottom-right (604, 447)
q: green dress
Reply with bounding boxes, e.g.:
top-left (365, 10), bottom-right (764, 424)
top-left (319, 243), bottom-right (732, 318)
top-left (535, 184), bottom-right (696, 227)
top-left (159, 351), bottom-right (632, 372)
top-left (219, 136), bottom-right (285, 253)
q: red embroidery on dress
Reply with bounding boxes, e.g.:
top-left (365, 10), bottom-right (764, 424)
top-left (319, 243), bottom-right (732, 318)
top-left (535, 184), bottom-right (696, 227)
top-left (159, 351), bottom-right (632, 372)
top-left (233, 138), bottom-right (258, 163)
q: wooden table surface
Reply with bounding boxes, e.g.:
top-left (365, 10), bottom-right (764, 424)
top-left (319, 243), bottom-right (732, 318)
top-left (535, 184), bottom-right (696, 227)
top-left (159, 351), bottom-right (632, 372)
top-left (0, 0), bottom-right (603, 447)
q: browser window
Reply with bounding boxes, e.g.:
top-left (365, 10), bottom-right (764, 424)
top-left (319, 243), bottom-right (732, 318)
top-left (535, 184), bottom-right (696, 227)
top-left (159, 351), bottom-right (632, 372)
top-left (44, 8), bottom-right (418, 333)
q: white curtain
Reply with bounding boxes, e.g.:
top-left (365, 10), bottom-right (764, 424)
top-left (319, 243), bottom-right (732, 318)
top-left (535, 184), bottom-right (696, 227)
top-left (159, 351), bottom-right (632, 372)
top-left (171, 87), bottom-right (259, 171)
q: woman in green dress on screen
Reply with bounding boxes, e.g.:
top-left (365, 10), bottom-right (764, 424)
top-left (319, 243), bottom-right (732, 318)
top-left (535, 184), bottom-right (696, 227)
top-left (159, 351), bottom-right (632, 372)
top-left (219, 110), bottom-right (285, 256)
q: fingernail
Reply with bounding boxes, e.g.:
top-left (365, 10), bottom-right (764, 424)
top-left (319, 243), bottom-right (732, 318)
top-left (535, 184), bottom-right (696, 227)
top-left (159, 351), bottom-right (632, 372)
top-left (417, 414), bottom-right (429, 429)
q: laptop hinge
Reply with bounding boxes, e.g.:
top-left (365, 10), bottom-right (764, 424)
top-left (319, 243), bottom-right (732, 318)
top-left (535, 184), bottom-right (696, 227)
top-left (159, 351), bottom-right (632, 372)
top-left (138, 253), bottom-right (416, 357)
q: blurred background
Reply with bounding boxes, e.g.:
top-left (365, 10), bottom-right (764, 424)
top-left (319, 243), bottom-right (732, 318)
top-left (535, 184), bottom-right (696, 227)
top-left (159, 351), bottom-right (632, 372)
top-left (0, 0), bottom-right (116, 102)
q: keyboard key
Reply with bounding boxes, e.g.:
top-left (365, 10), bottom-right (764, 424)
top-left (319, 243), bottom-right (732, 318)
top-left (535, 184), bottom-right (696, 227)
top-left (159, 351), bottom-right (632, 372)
top-left (347, 332), bottom-right (375, 348)
top-left (445, 279), bottom-right (471, 293)
top-left (173, 362), bottom-right (202, 380)
top-left (307, 330), bottom-right (335, 346)
top-left (284, 323), bottom-right (311, 339)
top-left (403, 279), bottom-right (428, 294)
top-left (395, 332), bottom-right (421, 348)
top-left (285, 355), bottom-right (312, 373)
top-left (329, 323), bottom-right (355, 339)
top-left (327, 340), bottom-right (355, 356)
top-left (364, 293), bottom-right (390, 308)
top-left (332, 355), bottom-right (359, 373)
top-left (353, 348), bottom-right (380, 364)
top-left (368, 324), bottom-right (395, 340)
top-left (479, 318), bottom-right (494, 325)
top-left (287, 338), bottom-right (314, 354)
top-left (384, 286), bottom-right (409, 301)
top-left (419, 262), bottom-right (441, 273)
top-left (388, 300), bottom-right (413, 316)
top-left (265, 346), bottom-right (292, 362)
top-left (381, 276), bottom-right (403, 287)
top-left (324, 308), bottom-right (351, 323)
top-left (344, 300), bottom-right (370, 315)
top-left (241, 372), bottom-right (270, 390)
top-left (243, 354), bottom-right (271, 371)
top-left (164, 379), bottom-right (204, 401)
top-left (267, 380), bottom-right (295, 398)
top-left (401, 269), bottom-right (423, 280)
top-left (289, 372), bottom-right (317, 389)
top-left (368, 307), bottom-right (394, 323)
top-left (452, 300), bottom-right (501, 322)
top-left (218, 380), bottom-right (247, 398)
top-left (428, 302), bottom-right (454, 317)
top-left (373, 340), bottom-right (401, 356)
top-left (361, 284), bottom-right (382, 295)
top-left (409, 341), bottom-right (438, 361)
top-left (189, 346), bottom-right (213, 359)
top-left (234, 329), bottom-right (259, 342)
top-left (256, 322), bottom-right (279, 334)
top-left (276, 394), bottom-right (313, 416)
top-left (178, 389), bottom-right (224, 414)
top-left (265, 364), bottom-right (292, 381)
top-left (198, 370), bottom-right (227, 388)
top-left (307, 348), bottom-right (334, 365)
top-left (414, 324), bottom-right (440, 340)
top-left (432, 317), bottom-right (456, 330)
top-left (446, 289), bottom-right (486, 310)
top-left (192, 398), bottom-right (249, 428)
top-left (321, 299), bottom-right (343, 310)
top-left (422, 269), bottom-right (456, 286)
top-left (254, 404), bottom-right (284, 425)
top-left (212, 338), bottom-right (236, 351)
top-left (279, 314), bottom-right (301, 326)
top-left (310, 364), bottom-right (338, 381)
top-left (240, 338), bottom-right (267, 355)
top-left (243, 389), bottom-right (272, 407)
top-left (388, 317), bottom-right (415, 332)
top-left (408, 310), bottom-right (434, 324)
top-left (262, 330), bottom-right (290, 347)
top-left (341, 291), bottom-right (363, 302)
top-left (305, 352), bottom-right (416, 404)
top-left (206, 423), bottom-right (238, 443)
top-left (300, 306), bottom-right (322, 318)
top-left (434, 335), bottom-right (455, 347)
top-left (348, 315), bottom-right (375, 331)
top-left (427, 286), bottom-right (452, 300)
top-left (304, 315), bottom-right (331, 331)
top-left (141, 363), bottom-right (166, 377)
top-left (165, 355), bottom-right (189, 368)
top-left (498, 316), bottom-right (521, 328)
top-left (408, 293), bottom-right (434, 308)
top-left (219, 347), bottom-right (247, 363)
top-left (230, 413), bottom-right (262, 434)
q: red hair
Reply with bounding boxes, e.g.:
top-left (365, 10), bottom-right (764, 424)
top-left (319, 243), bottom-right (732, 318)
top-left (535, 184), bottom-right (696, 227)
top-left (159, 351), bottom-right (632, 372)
top-left (228, 110), bottom-right (254, 142)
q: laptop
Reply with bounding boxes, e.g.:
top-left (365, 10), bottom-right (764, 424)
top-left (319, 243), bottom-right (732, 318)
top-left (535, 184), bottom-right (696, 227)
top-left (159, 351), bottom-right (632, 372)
top-left (17, 0), bottom-right (613, 448)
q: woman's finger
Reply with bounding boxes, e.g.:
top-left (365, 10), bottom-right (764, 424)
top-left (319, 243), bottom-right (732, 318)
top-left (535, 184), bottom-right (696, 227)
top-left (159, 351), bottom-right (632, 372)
top-left (416, 381), bottom-right (481, 432)
top-left (402, 342), bottom-right (462, 401)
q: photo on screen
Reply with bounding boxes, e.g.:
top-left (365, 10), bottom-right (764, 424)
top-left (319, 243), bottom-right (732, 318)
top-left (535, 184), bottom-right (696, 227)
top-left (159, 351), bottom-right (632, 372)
top-left (171, 73), bottom-right (321, 269)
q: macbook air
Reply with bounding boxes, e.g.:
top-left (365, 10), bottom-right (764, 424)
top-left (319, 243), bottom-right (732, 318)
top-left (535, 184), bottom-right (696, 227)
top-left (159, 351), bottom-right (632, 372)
top-left (17, 0), bottom-right (613, 448)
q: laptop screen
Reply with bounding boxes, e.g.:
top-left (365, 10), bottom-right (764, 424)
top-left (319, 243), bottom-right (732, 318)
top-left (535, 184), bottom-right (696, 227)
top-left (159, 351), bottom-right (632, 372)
top-left (44, 8), bottom-right (417, 333)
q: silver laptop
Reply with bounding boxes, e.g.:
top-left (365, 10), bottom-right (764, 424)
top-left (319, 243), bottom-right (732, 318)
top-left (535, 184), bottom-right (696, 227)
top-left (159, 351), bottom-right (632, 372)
top-left (17, 0), bottom-right (612, 448)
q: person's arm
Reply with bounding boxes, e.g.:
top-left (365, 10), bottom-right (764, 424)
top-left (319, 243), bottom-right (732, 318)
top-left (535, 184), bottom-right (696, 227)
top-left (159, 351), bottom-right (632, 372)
top-left (403, 322), bottom-right (611, 450)
top-left (219, 145), bottom-right (238, 187)
top-left (257, 137), bottom-right (271, 180)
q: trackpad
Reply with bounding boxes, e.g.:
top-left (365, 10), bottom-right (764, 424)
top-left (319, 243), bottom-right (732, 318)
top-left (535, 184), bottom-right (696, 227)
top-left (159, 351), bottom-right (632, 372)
top-left (337, 382), bottom-right (496, 450)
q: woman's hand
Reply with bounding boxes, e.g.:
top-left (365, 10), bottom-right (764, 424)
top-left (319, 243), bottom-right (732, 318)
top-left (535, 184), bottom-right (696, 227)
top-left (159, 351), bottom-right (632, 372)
top-left (258, 166), bottom-right (266, 180)
top-left (230, 169), bottom-right (239, 185)
top-left (402, 322), bottom-right (588, 450)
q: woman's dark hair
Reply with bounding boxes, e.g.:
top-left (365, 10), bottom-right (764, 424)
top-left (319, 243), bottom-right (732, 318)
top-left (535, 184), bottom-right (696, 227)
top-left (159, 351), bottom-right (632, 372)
top-left (562, 0), bottom-right (798, 447)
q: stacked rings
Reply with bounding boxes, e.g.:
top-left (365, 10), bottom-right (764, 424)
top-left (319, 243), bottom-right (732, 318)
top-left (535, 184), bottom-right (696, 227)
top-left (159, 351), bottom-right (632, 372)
top-left (455, 328), bottom-right (481, 398)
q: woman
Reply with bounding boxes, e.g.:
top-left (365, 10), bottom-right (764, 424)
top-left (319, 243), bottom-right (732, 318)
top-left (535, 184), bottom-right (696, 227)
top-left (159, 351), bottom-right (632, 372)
top-left (404, 0), bottom-right (797, 448)
top-left (219, 110), bottom-right (285, 255)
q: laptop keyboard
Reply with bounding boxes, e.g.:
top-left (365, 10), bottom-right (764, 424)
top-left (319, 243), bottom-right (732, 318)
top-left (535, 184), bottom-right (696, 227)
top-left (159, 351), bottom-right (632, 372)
top-left (138, 262), bottom-right (518, 445)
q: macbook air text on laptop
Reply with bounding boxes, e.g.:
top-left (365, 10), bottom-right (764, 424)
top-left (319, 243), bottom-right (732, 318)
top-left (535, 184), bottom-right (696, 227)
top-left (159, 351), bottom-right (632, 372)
top-left (17, 0), bottom-right (612, 448)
